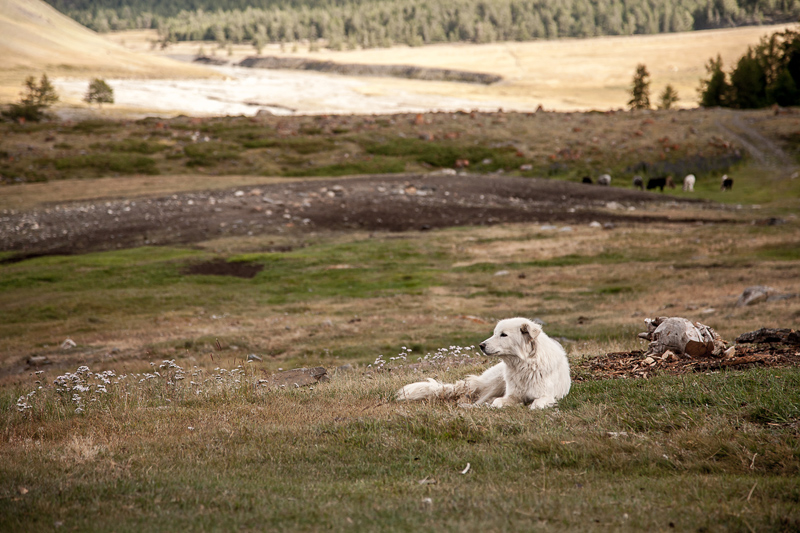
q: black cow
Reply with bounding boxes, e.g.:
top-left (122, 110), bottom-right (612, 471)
top-left (721, 175), bottom-right (733, 191)
top-left (582, 176), bottom-right (593, 184)
top-left (632, 175), bottom-right (643, 190)
top-left (647, 176), bottom-right (667, 191)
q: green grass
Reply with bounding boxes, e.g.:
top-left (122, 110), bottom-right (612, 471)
top-left (49, 153), bottom-right (159, 175)
top-left (363, 137), bottom-right (522, 170)
top-left (1, 365), bottom-right (798, 531)
top-left (184, 141), bottom-right (242, 166)
top-left (283, 156), bottom-right (406, 177)
top-left (90, 139), bottom-right (169, 154)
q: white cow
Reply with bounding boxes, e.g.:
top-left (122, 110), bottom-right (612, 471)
top-left (683, 174), bottom-right (696, 191)
top-left (597, 174), bottom-right (611, 186)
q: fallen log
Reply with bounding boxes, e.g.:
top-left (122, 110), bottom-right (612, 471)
top-left (735, 328), bottom-right (800, 345)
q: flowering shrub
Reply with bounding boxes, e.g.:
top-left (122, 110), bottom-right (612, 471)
top-left (14, 360), bottom-right (258, 417)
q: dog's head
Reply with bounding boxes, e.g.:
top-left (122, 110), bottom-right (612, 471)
top-left (479, 317), bottom-right (541, 360)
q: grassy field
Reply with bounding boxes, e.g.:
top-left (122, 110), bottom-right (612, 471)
top-left (2, 105), bottom-right (800, 530)
top-left (0, 107), bottom-right (780, 192)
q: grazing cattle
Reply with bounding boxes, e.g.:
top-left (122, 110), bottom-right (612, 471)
top-left (633, 175), bottom-right (644, 190)
top-left (582, 176), bottom-right (593, 184)
top-left (683, 174), bottom-right (696, 191)
top-left (721, 174), bottom-right (733, 191)
top-left (647, 176), bottom-right (667, 191)
top-left (597, 174), bottom-right (611, 186)
top-left (665, 176), bottom-right (676, 189)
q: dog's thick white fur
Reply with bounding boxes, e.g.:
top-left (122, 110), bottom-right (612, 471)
top-left (396, 318), bottom-right (571, 409)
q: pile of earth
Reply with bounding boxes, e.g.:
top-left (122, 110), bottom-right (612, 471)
top-left (1, 172), bottom-right (719, 259)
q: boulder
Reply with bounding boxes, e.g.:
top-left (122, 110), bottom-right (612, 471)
top-left (736, 286), bottom-right (775, 307)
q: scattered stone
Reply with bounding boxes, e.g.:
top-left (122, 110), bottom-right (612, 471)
top-left (336, 363), bottom-right (354, 373)
top-left (60, 338), bottom-right (76, 350)
top-left (27, 355), bottom-right (51, 366)
top-left (493, 270), bottom-right (509, 276)
top-left (736, 285), bottom-right (776, 307)
top-left (246, 354), bottom-right (263, 362)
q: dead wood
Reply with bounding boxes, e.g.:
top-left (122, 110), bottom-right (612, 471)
top-left (736, 328), bottom-right (800, 345)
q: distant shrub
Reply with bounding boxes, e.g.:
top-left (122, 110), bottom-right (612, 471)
top-left (52, 153), bottom-right (159, 175)
top-left (364, 138), bottom-right (518, 170)
top-left (2, 74), bottom-right (59, 122)
top-left (66, 120), bottom-right (120, 133)
top-left (283, 156), bottom-right (405, 177)
top-left (184, 141), bottom-right (242, 166)
top-left (83, 79), bottom-right (115, 107)
top-left (91, 139), bottom-right (168, 154)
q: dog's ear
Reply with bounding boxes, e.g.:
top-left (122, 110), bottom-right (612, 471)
top-left (520, 321), bottom-right (541, 342)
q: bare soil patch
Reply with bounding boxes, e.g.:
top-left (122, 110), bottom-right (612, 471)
top-left (0, 172), bottom-right (718, 258)
top-left (182, 259), bottom-right (264, 278)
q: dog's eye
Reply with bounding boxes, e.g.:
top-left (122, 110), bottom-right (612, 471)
top-left (500, 333), bottom-right (507, 337)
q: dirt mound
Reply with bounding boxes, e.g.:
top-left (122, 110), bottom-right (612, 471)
top-left (1, 172), bottom-right (724, 257)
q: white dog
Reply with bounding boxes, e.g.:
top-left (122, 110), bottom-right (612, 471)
top-left (396, 318), bottom-right (571, 409)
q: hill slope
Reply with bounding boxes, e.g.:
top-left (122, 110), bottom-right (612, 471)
top-left (0, 0), bottom-right (216, 101)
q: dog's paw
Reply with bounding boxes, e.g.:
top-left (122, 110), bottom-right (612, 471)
top-left (530, 397), bottom-right (556, 409)
top-left (491, 397), bottom-right (509, 408)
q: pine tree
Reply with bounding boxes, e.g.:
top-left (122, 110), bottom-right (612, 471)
top-left (4, 74), bottom-right (60, 121)
top-left (659, 84), bottom-right (679, 109)
top-left (729, 49), bottom-right (767, 108)
top-left (698, 55), bottom-right (730, 107)
top-left (628, 64), bottom-right (651, 110)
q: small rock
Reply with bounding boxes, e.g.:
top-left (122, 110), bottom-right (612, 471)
top-left (61, 338), bottom-right (76, 350)
top-left (736, 285), bottom-right (775, 307)
top-left (493, 270), bottom-right (510, 276)
top-left (246, 354), bottom-right (263, 362)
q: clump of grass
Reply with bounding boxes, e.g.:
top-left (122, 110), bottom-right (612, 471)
top-left (90, 139), bottom-right (168, 154)
top-left (283, 156), bottom-right (405, 177)
top-left (363, 137), bottom-right (521, 170)
top-left (50, 153), bottom-right (159, 175)
top-left (184, 141), bottom-right (242, 166)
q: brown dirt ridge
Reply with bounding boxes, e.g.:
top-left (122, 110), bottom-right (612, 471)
top-left (1, 172), bottom-right (717, 258)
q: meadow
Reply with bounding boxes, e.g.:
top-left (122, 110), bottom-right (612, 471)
top-left (1, 105), bottom-right (800, 530)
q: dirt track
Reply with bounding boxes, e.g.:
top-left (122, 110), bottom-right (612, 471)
top-left (1, 173), bottom-right (722, 258)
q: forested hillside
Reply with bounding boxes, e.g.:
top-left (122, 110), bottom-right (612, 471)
top-left (47, 0), bottom-right (800, 49)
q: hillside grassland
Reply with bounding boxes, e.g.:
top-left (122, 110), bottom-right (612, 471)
top-left (0, 107), bottom-right (779, 190)
top-left (107, 23), bottom-right (799, 113)
top-left (1, 106), bottom-right (800, 530)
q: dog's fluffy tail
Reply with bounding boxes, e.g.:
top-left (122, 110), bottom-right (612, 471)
top-left (395, 378), bottom-right (471, 402)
